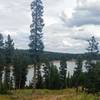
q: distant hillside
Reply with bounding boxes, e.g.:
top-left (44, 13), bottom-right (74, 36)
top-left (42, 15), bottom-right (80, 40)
top-left (43, 51), bottom-right (83, 60)
top-left (15, 49), bottom-right (100, 61)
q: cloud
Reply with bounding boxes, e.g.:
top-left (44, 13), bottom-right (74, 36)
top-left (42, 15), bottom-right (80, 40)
top-left (0, 0), bottom-right (31, 32)
top-left (43, 23), bottom-right (90, 53)
top-left (61, 0), bottom-right (100, 27)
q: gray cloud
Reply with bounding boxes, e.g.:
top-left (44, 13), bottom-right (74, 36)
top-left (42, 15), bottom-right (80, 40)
top-left (0, 0), bottom-right (31, 33)
top-left (61, 0), bottom-right (100, 27)
top-left (43, 23), bottom-right (90, 53)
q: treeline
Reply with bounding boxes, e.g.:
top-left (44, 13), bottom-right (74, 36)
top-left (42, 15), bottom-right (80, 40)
top-left (28, 36), bottom-right (100, 94)
top-left (0, 33), bottom-right (29, 94)
top-left (14, 50), bottom-right (100, 62)
top-left (0, 33), bottom-right (100, 94)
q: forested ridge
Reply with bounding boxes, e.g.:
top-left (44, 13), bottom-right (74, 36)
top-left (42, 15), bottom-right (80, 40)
top-left (14, 49), bottom-right (100, 61)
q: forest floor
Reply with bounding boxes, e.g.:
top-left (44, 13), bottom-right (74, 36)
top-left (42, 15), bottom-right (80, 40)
top-left (0, 89), bottom-right (100, 100)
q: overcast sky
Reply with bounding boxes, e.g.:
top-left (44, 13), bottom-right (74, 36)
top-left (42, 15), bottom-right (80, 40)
top-left (0, 0), bottom-right (100, 53)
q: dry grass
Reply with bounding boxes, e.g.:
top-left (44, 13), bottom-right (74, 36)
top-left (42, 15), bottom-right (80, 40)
top-left (0, 89), bottom-right (100, 100)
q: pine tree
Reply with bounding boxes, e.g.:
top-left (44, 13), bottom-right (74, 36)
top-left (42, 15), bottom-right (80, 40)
top-left (13, 52), bottom-right (28, 89)
top-left (49, 64), bottom-right (60, 89)
top-left (0, 33), bottom-right (4, 50)
top-left (86, 36), bottom-right (99, 54)
top-left (43, 60), bottom-right (50, 89)
top-left (59, 57), bottom-right (67, 89)
top-left (73, 56), bottom-right (83, 92)
top-left (86, 36), bottom-right (99, 71)
top-left (0, 33), bottom-right (4, 72)
top-left (0, 33), bottom-right (4, 93)
top-left (36, 65), bottom-right (43, 89)
top-left (85, 36), bottom-right (99, 93)
top-left (29, 0), bottom-right (44, 89)
top-left (4, 35), bottom-right (14, 90)
top-left (86, 36), bottom-right (99, 73)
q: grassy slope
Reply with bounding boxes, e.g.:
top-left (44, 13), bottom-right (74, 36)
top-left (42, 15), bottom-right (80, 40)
top-left (0, 89), bottom-right (100, 100)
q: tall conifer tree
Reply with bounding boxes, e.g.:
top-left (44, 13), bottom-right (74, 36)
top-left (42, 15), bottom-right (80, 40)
top-left (59, 57), bottom-right (67, 89)
top-left (29, 0), bottom-right (44, 89)
top-left (85, 36), bottom-right (99, 93)
top-left (13, 53), bottom-right (28, 89)
top-left (0, 33), bottom-right (4, 92)
top-left (4, 35), bottom-right (14, 90)
top-left (86, 36), bottom-right (99, 72)
top-left (73, 56), bottom-right (83, 91)
top-left (43, 60), bottom-right (50, 89)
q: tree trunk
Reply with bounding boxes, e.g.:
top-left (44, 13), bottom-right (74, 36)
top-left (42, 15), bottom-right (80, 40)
top-left (32, 64), bottom-right (37, 93)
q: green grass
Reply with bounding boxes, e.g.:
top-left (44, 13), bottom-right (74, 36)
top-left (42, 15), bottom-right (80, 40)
top-left (0, 89), bottom-right (100, 100)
